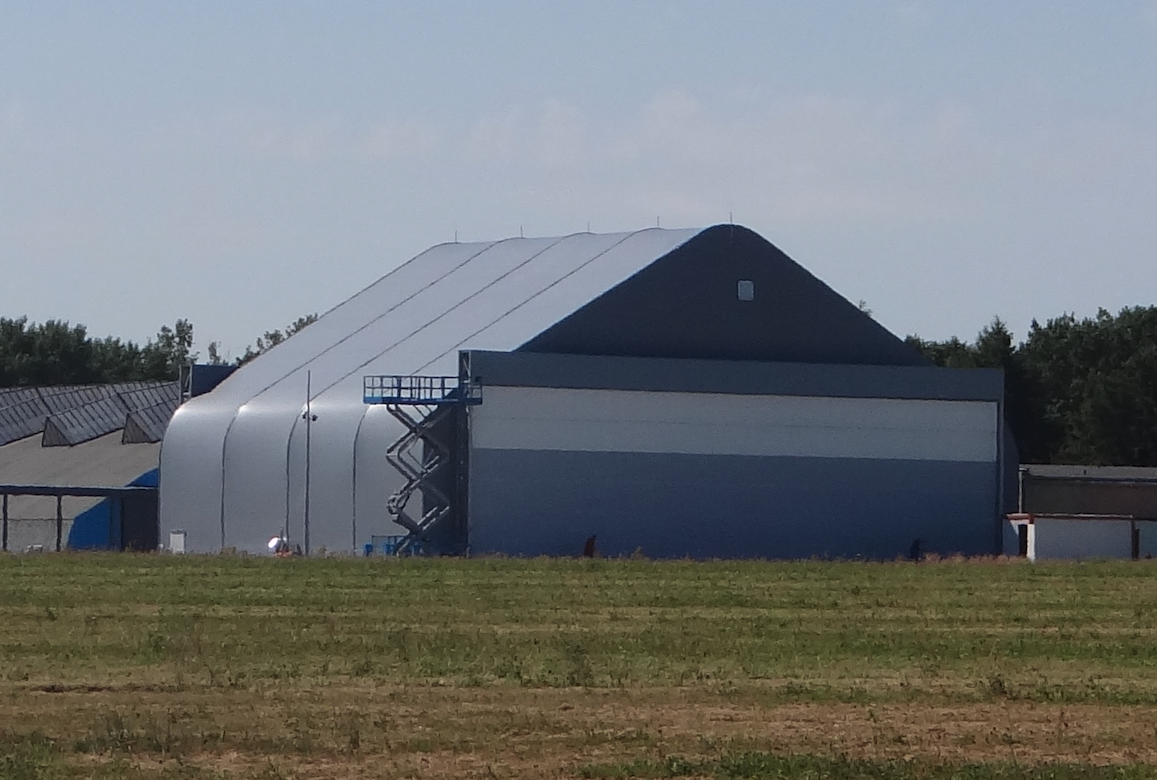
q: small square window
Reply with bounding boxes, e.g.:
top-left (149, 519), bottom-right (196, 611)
top-left (737, 280), bottom-right (755, 301)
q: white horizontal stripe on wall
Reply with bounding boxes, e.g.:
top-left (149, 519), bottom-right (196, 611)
top-left (471, 386), bottom-right (998, 463)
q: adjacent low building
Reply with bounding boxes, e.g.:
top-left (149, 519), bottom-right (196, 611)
top-left (0, 382), bottom-right (179, 550)
top-left (1009, 465), bottom-right (1157, 560)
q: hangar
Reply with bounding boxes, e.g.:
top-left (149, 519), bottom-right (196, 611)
top-left (160, 225), bottom-right (1015, 558)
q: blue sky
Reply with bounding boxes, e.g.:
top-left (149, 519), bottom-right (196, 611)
top-left (2, 2), bottom-right (1155, 357)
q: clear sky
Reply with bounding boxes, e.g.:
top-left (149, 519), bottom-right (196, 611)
top-left (2, 2), bottom-right (1155, 358)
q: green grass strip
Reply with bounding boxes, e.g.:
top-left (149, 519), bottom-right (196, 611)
top-left (580, 752), bottom-right (1157, 779)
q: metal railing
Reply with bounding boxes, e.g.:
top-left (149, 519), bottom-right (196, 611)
top-left (363, 375), bottom-right (481, 406)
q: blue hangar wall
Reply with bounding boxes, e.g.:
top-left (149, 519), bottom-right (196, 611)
top-left (458, 226), bottom-right (1014, 560)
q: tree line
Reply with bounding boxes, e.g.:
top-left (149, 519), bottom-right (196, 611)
top-left (0, 314), bottom-right (316, 388)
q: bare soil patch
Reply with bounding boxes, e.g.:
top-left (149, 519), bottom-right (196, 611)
top-left (6, 684), bottom-right (1157, 778)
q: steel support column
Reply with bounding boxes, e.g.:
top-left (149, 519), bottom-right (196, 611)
top-left (55, 495), bottom-right (63, 552)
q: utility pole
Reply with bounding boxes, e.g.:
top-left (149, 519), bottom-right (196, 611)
top-left (304, 370), bottom-right (313, 556)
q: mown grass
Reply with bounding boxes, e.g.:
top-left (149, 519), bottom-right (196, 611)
top-left (2, 554), bottom-right (1157, 777)
top-left (4, 555), bottom-right (1157, 697)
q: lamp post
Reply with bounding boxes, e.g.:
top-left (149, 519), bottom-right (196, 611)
top-left (303, 370), bottom-right (318, 555)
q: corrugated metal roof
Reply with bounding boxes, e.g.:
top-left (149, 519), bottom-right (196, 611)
top-left (0, 394), bottom-right (51, 446)
top-left (42, 395), bottom-right (130, 446)
top-left (38, 384), bottom-right (113, 414)
top-left (0, 387), bottom-right (41, 410)
top-left (0, 381), bottom-right (181, 447)
top-left (117, 382), bottom-right (181, 411)
top-left (123, 399), bottom-right (180, 444)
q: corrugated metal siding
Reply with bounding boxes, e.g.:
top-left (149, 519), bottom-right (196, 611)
top-left (1032, 520), bottom-right (1136, 561)
top-left (472, 386), bottom-right (998, 463)
top-left (468, 449), bottom-right (999, 559)
top-left (467, 383), bottom-right (1002, 559)
top-left (465, 349), bottom-right (999, 401)
top-left (1022, 478), bottom-right (1157, 518)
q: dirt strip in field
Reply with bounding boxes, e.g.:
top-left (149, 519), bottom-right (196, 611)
top-left (5, 683), bottom-right (1157, 778)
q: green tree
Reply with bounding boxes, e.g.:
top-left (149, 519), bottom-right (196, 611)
top-left (90, 336), bottom-right (145, 383)
top-left (140, 319), bottom-right (196, 379)
top-left (0, 316), bottom-right (201, 386)
top-left (1022, 307), bottom-right (1157, 465)
top-left (237, 313), bottom-right (318, 365)
top-left (0, 317), bottom-right (97, 386)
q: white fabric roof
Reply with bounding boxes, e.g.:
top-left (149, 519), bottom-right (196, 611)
top-left (161, 227), bottom-right (703, 553)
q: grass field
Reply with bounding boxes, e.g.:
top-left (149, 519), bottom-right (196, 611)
top-left (3, 554), bottom-right (1157, 778)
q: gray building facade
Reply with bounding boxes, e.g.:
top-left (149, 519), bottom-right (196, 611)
top-left (463, 351), bottom-right (1006, 559)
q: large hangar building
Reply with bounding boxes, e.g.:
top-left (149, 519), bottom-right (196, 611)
top-left (160, 225), bottom-right (1014, 558)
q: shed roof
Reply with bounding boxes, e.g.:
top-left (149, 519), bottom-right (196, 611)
top-left (1023, 464), bottom-right (1157, 482)
top-left (0, 432), bottom-right (160, 518)
top-left (0, 431), bottom-right (158, 486)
